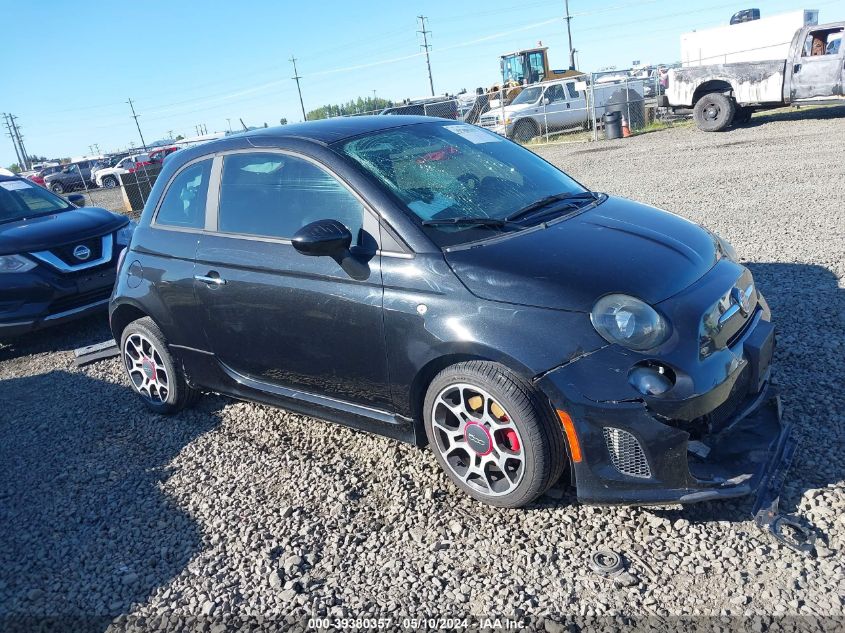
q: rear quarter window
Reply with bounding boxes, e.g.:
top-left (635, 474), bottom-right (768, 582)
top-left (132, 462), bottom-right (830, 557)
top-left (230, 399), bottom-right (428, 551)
top-left (154, 159), bottom-right (212, 229)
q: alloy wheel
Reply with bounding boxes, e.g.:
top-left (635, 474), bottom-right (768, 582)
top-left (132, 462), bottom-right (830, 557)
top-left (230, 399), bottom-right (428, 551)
top-left (430, 383), bottom-right (525, 497)
top-left (123, 332), bottom-right (170, 403)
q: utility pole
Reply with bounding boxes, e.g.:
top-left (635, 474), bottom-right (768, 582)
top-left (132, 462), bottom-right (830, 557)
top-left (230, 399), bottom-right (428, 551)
top-left (93, 143), bottom-right (100, 154)
top-left (167, 130), bottom-right (174, 140)
top-left (9, 115), bottom-right (30, 170)
top-left (3, 113), bottom-right (24, 169)
top-left (417, 15), bottom-right (435, 96)
top-left (127, 98), bottom-right (147, 150)
top-left (564, 0), bottom-right (576, 70)
top-left (290, 56), bottom-right (307, 121)
top-left (226, 118), bottom-right (232, 132)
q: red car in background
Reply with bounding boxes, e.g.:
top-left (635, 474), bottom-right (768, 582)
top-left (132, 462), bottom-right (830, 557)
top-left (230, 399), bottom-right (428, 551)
top-left (125, 147), bottom-right (178, 173)
top-left (28, 165), bottom-right (63, 187)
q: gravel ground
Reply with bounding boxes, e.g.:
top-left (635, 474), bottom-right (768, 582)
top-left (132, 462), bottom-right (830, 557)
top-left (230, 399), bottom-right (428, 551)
top-left (1, 106), bottom-right (844, 631)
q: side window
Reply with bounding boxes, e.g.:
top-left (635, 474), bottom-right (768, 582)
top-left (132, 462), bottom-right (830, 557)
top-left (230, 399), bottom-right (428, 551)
top-left (804, 28), bottom-right (843, 56)
top-left (216, 152), bottom-right (364, 241)
top-left (566, 82), bottom-right (580, 99)
top-left (155, 159), bottom-right (212, 229)
top-left (545, 84), bottom-right (565, 102)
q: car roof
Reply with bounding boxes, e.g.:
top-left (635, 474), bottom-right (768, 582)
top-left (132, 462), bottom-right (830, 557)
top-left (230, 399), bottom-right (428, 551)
top-left (224, 115), bottom-right (436, 146)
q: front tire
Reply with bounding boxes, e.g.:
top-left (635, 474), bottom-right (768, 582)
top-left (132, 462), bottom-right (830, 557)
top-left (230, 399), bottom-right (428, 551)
top-left (511, 119), bottom-right (537, 143)
top-left (693, 92), bottom-right (735, 131)
top-left (423, 361), bottom-right (568, 508)
top-left (50, 182), bottom-right (65, 194)
top-left (120, 317), bottom-right (199, 414)
top-left (102, 175), bottom-right (118, 188)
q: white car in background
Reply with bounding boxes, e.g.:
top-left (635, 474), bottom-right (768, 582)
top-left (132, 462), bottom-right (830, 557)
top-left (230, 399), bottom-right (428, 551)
top-left (93, 154), bottom-right (150, 188)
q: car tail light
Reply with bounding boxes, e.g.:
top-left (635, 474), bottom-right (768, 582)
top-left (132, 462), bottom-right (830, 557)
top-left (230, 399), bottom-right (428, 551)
top-left (556, 410), bottom-right (582, 463)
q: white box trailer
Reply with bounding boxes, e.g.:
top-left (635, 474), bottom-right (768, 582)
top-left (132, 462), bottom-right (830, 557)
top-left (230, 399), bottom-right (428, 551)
top-left (681, 9), bottom-right (819, 67)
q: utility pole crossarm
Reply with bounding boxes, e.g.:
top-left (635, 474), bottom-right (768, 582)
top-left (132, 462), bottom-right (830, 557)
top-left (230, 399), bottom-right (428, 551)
top-left (417, 15), bottom-right (435, 97)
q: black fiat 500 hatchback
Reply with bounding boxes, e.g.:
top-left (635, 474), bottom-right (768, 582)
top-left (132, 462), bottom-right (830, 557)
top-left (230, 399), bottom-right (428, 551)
top-left (111, 116), bottom-right (790, 508)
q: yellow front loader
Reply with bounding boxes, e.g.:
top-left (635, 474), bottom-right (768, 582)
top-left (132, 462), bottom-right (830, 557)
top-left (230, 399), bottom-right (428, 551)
top-left (489, 46), bottom-right (582, 104)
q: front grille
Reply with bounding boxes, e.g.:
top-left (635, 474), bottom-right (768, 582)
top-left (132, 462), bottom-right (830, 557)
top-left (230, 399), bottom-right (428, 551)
top-left (603, 427), bottom-right (652, 478)
top-left (48, 287), bottom-right (111, 315)
top-left (51, 237), bottom-right (104, 266)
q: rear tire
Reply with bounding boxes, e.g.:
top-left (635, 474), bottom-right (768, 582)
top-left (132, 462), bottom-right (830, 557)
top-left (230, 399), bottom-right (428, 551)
top-left (423, 361), bottom-right (568, 508)
top-left (120, 317), bottom-right (199, 414)
top-left (693, 92), bottom-right (735, 131)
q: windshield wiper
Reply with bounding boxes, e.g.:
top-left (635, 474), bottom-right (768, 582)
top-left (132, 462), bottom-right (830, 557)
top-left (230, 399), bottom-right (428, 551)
top-left (504, 191), bottom-right (598, 223)
top-left (421, 217), bottom-right (524, 229)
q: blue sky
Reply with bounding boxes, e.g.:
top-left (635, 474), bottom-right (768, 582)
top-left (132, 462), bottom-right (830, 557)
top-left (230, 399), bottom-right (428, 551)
top-left (0, 0), bottom-right (835, 166)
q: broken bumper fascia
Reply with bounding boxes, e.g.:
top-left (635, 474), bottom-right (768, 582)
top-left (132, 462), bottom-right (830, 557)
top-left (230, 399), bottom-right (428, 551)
top-left (536, 319), bottom-right (793, 506)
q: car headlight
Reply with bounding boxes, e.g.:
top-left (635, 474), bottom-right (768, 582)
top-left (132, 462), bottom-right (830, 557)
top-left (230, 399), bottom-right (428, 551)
top-left (116, 221), bottom-right (137, 246)
top-left (711, 230), bottom-right (737, 262)
top-left (591, 294), bottom-right (670, 350)
top-left (0, 254), bottom-right (37, 273)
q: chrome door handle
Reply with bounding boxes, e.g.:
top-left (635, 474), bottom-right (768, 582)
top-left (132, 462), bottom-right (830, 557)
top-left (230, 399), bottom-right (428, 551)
top-left (194, 274), bottom-right (226, 286)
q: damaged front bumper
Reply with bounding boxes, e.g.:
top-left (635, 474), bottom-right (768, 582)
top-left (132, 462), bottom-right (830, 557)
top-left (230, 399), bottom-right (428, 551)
top-left (537, 291), bottom-right (793, 507)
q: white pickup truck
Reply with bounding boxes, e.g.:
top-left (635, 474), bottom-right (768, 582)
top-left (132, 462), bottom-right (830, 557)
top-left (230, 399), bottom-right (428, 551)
top-left (478, 76), bottom-right (645, 141)
top-left (658, 21), bottom-right (844, 131)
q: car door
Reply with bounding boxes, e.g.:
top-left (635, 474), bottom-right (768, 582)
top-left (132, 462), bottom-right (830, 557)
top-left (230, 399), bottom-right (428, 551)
top-left (562, 80), bottom-right (588, 128)
top-left (539, 84), bottom-right (568, 131)
top-left (791, 26), bottom-right (844, 100)
top-left (193, 150), bottom-right (392, 410)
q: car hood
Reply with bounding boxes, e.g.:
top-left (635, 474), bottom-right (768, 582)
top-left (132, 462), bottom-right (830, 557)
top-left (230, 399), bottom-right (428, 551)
top-left (443, 196), bottom-right (719, 312)
top-left (0, 207), bottom-right (128, 255)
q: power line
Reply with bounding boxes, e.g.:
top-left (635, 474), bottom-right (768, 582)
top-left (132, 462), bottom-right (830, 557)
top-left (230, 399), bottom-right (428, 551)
top-left (417, 15), bottom-right (435, 96)
top-left (127, 98), bottom-right (147, 150)
top-left (290, 56), bottom-right (307, 121)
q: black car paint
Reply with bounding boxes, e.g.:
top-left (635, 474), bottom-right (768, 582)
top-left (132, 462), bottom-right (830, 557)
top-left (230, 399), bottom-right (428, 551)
top-left (0, 206), bottom-right (127, 255)
top-left (0, 176), bottom-right (131, 337)
top-left (110, 116), bottom-right (787, 505)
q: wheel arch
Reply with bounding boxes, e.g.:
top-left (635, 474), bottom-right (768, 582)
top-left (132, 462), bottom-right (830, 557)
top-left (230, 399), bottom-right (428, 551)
top-left (407, 345), bottom-right (540, 447)
top-left (109, 300), bottom-right (149, 343)
top-left (692, 79), bottom-right (735, 106)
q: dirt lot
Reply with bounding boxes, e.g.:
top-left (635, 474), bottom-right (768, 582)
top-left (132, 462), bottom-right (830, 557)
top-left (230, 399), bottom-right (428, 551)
top-left (1, 107), bottom-right (843, 630)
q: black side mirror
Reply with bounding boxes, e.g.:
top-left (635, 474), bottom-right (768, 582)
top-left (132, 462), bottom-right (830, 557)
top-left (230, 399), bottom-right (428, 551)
top-left (66, 193), bottom-right (86, 207)
top-left (292, 219), bottom-right (352, 257)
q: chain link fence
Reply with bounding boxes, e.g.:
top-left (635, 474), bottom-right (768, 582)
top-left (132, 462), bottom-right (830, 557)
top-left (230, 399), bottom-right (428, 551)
top-left (318, 66), bottom-right (680, 147)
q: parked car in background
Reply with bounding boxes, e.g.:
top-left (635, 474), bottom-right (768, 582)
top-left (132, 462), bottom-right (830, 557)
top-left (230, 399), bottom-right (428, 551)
top-left (381, 96), bottom-right (459, 119)
top-left (110, 116), bottom-right (789, 511)
top-left (0, 174), bottom-right (135, 337)
top-left (27, 165), bottom-right (63, 187)
top-left (148, 146), bottom-right (178, 164)
top-left (93, 154), bottom-right (150, 188)
top-left (43, 160), bottom-right (97, 194)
